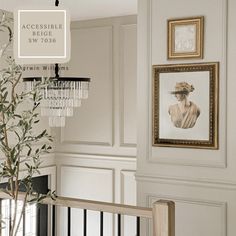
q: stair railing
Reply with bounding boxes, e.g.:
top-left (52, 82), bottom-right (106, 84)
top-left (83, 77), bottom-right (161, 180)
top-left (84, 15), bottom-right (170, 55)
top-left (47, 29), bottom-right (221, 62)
top-left (0, 191), bottom-right (175, 236)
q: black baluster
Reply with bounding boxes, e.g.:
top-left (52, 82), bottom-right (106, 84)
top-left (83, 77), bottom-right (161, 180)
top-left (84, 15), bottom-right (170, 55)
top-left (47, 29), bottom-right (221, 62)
top-left (137, 217), bottom-right (140, 236)
top-left (83, 209), bottom-right (87, 236)
top-left (55, 64), bottom-right (59, 78)
top-left (55, 0), bottom-right (59, 7)
top-left (52, 205), bottom-right (56, 236)
top-left (117, 214), bottom-right (121, 236)
top-left (37, 207), bottom-right (41, 236)
top-left (23, 209), bottom-right (25, 236)
top-left (68, 207), bottom-right (71, 236)
top-left (100, 211), bottom-right (103, 236)
top-left (9, 200), bottom-right (12, 235)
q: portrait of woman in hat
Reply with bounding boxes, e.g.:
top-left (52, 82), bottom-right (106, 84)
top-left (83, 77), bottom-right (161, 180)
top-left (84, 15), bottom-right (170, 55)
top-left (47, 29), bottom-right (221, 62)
top-left (168, 81), bottom-right (200, 129)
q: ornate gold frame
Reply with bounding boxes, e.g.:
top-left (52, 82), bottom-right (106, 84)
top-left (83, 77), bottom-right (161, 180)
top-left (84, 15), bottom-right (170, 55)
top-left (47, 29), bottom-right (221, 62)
top-left (152, 62), bottom-right (219, 149)
top-left (168, 16), bottom-right (204, 59)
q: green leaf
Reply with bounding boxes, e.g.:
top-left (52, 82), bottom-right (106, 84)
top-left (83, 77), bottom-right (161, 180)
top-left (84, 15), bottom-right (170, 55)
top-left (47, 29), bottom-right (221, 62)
top-left (14, 114), bottom-right (22, 119)
top-left (27, 147), bottom-right (32, 156)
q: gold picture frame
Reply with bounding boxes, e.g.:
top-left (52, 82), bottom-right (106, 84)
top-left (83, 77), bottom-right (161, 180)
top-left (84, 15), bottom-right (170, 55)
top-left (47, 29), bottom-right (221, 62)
top-left (152, 62), bottom-right (219, 149)
top-left (168, 16), bottom-right (204, 59)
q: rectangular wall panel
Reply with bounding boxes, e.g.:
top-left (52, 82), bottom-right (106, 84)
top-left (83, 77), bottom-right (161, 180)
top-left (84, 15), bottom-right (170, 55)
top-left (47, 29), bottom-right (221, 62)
top-left (120, 24), bottom-right (137, 146)
top-left (61, 26), bottom-right (113, 146)
top-left (121, 170), bottom-right (137, 236)
top-left (55, 16), bottom-right (137, 157)
top-left (150, 0), bottom-right (227, 167)
top-left (148, 196), bottom-right (226, 236)
top-left (60, 166), bottom-right (114, 236)
top-left (149, 0), bottom-right (227, 168)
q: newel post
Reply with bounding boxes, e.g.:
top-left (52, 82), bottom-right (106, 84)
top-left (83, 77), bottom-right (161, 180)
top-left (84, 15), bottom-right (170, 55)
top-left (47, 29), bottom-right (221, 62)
top-left (152, 200), bottom-right (175, 236)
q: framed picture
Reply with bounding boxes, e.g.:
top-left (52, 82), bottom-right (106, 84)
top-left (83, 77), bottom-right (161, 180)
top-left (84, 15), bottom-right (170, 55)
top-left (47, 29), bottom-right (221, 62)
top-left (168, 16), bottom-right (204, 59)
top-left (152, 62), bottom-right (219, 149)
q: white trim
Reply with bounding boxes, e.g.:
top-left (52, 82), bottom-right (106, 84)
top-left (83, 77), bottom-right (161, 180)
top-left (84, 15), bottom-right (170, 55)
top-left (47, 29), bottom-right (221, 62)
top-left (136, 173), bottom-right (236, 191)
top-left (119, 24), bottom-right (137, 147)
top-left (55, 152), bottom-right (137, 162)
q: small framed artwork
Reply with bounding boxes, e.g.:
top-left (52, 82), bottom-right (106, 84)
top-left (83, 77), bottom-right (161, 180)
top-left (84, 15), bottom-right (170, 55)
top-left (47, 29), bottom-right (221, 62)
top-left (152, 62), bottom-right (219, 149)
top-left (168, 16), bottom-right (204, 59)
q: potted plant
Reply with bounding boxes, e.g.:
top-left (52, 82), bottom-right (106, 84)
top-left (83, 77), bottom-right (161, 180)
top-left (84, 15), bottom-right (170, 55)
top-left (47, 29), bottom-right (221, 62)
top-left (0, 10), bottom-right (54, 236)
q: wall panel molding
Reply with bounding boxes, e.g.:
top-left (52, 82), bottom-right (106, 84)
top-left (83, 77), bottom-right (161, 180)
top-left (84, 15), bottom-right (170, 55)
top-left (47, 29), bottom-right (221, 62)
top-left (120, 170), bottom-right (137, 203)
top-left (55, 16), bottom-right (137, 157)
top-left (55, 143), bottom-right (137, 157)
top-left (147, 195), bottom-right (227, 236)
top-left (56, 152), bottom-right (136, 163)
top-left (60, 165), bottom-right (115, 198)
top-left (136, 173), bottom-right (236, 191)
top-left (60, 140), bottom-right (112, 147)
top-left (138, 0), bottom-right (228, 168)
top-left (120, 170), bottom-right (137, 236)
top-left (60, 26), bottom-right (114, 147)
top-left (59, 165), bottom-right (115, 236)
top-left (119, 24), bottom-right (137, 147)
top-left (148, 0), bottom-right (228, 168)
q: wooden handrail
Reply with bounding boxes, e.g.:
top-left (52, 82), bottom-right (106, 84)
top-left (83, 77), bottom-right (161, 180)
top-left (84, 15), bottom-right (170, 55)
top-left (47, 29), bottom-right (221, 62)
top-left (0, 191), bottom-right (152, 218)
top-left (0, 191), bottom-right (175, 236)
top-left (43, 195), bottom-right (154, 218)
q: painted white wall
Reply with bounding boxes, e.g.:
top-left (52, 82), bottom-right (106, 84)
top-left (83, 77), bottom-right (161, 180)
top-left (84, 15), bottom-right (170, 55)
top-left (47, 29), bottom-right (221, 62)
top-left (55, 16), bottom-right (138, 236)
top-left (137, 0), bottom-right (236, 235)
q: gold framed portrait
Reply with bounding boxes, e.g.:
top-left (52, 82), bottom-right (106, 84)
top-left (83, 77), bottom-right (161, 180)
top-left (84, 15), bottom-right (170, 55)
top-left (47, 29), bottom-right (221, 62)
top-left (168, 16), bottom-right (204, 59)
top-left (152, 62), bottom-right (219, 149)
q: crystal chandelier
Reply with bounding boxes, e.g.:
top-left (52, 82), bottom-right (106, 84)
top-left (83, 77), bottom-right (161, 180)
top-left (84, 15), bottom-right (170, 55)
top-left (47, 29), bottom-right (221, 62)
top-left (23, 0), bottom-right (91, 127)
top-left (23, 64), bottom-right (90, 127)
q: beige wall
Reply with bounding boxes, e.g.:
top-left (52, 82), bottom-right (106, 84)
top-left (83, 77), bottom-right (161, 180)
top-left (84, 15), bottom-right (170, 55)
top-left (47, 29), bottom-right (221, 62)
top-left (137, 0), bottom-right (236, 235)
top-left (55, 15), bottom-right (138, 236)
